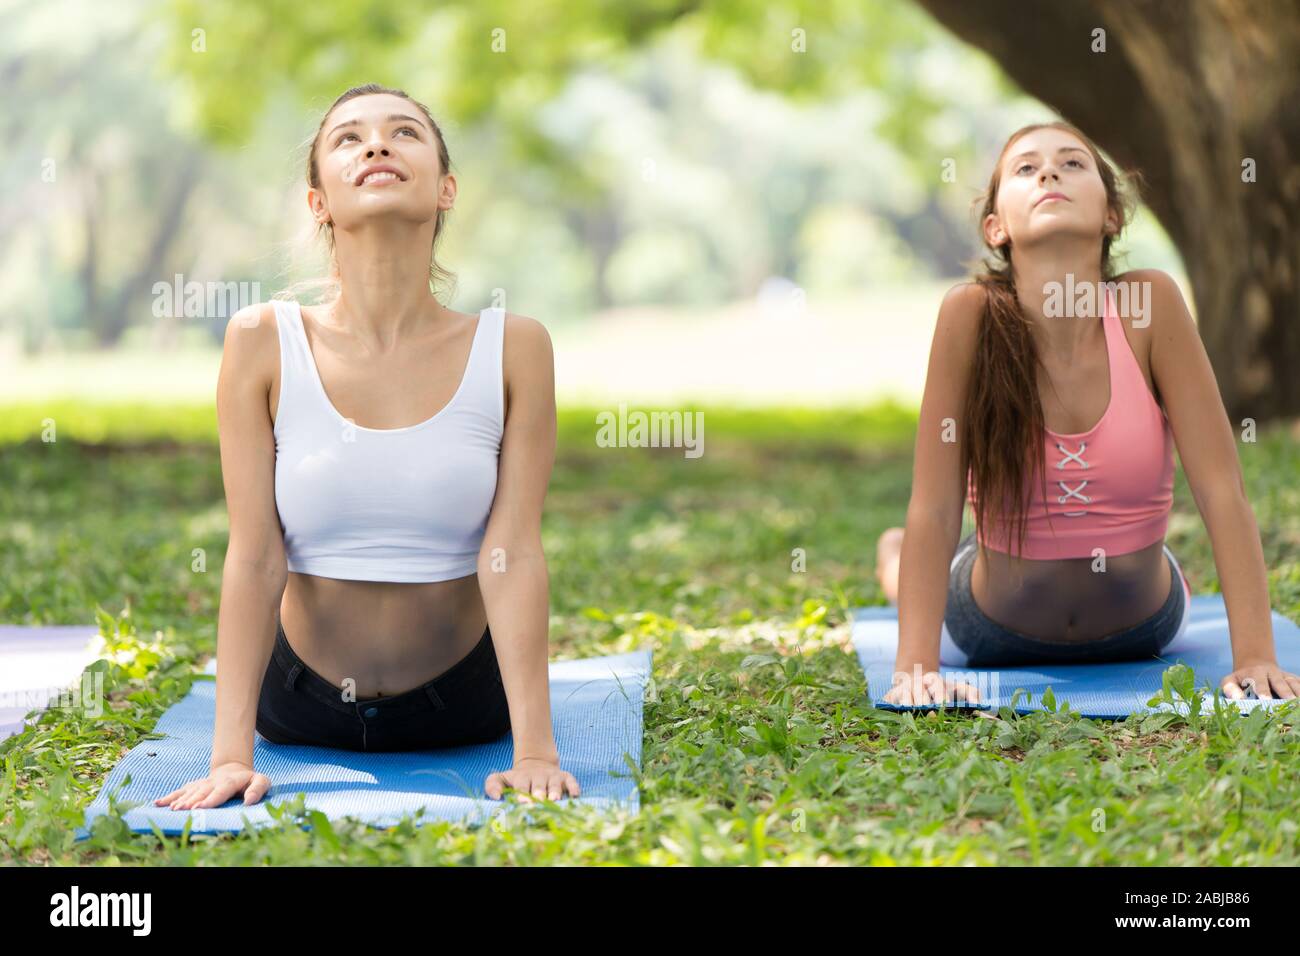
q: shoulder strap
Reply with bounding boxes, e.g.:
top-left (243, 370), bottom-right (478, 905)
top-left (1101, 282), bottom-right (1148, 408)
top-left (491, 307), bottom-right (506, 426)
top-left (459, 307), bottom-right (507, 430)
top-left (271, 299), bottom-right (314, 431)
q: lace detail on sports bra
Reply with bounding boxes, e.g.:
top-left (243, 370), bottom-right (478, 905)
top-left (1054, 440), bottom-right (1091, 517)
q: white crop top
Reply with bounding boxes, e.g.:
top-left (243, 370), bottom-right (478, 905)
top-left (271, 299), bottom-right (505, 583)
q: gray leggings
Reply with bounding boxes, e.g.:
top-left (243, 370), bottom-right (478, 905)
top-left (939, 533), bottom-right (1190, 667)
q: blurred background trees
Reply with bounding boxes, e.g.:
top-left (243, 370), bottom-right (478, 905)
top-left (11, 0), bottom-right (1287, 416)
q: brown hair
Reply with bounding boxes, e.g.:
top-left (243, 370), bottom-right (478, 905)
top-left (289, 83), bottom-right (456, 303)
top-left (962, 121), bottom-right (1143, 558)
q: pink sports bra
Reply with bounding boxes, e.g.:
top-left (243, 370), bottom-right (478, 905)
top-left (967, 284), bottom-right (1175, 560)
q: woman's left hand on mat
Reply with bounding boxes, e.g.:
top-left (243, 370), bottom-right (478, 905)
top-left (1221, 661), bottom-right (1300, 700)
top-left (485, 757), bottom-right (581, 803)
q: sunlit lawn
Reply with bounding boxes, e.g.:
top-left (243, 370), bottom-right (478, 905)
top-left (2, 400), bottom-right (1299, 864)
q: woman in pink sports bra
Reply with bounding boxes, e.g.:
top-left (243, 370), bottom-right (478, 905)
top-left (875, 121), bottom-right (1300, 706)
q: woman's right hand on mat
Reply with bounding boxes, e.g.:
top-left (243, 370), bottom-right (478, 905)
top-left (154, 761), bottom-right (273, 810)
top-left (884, 667), bottom-right (980, 705)
top-left (485, 756), bottom-right (581, 803)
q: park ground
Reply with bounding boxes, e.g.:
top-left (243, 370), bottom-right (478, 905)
top-left (2, 397), bottom-right (1299, 864)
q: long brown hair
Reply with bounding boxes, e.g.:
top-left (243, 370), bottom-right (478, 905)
top-left (286, 83), bottom-right (457, 304)
top-left (962, 121), bottom-right (1143, 558)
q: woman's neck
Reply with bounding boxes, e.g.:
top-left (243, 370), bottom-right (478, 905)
top-left (329, 221), bottom-right (444, 348)
top-left (1011, 248), bottom-right (1104, 358)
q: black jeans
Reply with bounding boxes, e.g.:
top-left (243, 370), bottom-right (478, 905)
top-left (256, 620), bottom-right (512, 752)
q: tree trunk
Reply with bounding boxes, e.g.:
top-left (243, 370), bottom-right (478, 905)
top-left (94, 155), bottom-right (203, 348)
top-left (565, 204), bottom-right (623, 311)
top-left (79, 170), bottom-right (102, 349)
top-left (913, 0), bottom-right (1300, 421)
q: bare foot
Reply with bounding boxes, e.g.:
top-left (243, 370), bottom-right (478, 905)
top-left (875, 526), bottom-right (905, 605)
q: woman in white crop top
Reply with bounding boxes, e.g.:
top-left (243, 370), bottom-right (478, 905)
top-left (156, 83), bottom-right (578, 810)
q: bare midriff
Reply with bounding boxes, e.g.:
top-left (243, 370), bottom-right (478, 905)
top-left (277, 572), bottom-right (488, 699)
top-left (266, 304), bottom-right (495, 701)
top-left (969, 537), bottom-right (1171, 642)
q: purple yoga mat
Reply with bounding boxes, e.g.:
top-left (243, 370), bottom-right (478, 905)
top-left (0, 625), bottom-right (103, 740)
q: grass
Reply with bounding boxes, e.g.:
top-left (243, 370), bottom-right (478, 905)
top-left (1, 400), bottom-right (1299, 864)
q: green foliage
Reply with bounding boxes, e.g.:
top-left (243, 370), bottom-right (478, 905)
top-left (165, 0), bottom-right (945, 149)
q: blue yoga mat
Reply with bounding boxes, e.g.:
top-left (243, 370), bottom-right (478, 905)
top-left (76, 649), bottom-right (651, 840)
top-left (852, 594), bottom-right (1300, 718)
top-left (1, 625), bottom-right (103, 741)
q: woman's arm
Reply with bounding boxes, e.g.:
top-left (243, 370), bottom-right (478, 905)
top-left (157, 303), bottom-right (282, 809)
top-left (478, 313), bottom-right (580, 801)
top-left (887, 283), bottom-right (984, 704)
top-left (210, 304), bottom-right (290, 767)
top-left (1142, 269), bottom-right (1300, 700)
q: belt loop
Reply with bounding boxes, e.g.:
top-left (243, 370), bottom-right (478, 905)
top-left (423, 683), bottom-right (446, 710)
top-left (283, 661), bottom-right (303, 691)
